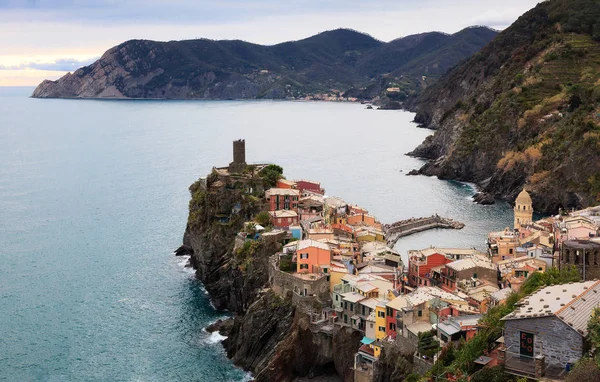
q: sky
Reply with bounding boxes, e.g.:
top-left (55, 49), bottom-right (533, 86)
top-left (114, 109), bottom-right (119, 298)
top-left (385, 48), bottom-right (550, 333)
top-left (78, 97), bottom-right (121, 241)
top-left (0, 0), bottom-right (541, 86)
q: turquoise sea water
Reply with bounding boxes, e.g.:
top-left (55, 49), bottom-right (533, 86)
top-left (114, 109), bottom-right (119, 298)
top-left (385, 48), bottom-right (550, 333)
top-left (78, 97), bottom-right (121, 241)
top-left (0, 87), bottom-right (511, 381)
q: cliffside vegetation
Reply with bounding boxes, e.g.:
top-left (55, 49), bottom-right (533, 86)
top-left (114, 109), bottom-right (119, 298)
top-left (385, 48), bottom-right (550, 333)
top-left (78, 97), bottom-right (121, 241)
top-left (32, 27), bottom-right (496, 103)
top-left (427, 266), bottom-right (580, 378)
top-left (411, 0), bottom-right (600, 213)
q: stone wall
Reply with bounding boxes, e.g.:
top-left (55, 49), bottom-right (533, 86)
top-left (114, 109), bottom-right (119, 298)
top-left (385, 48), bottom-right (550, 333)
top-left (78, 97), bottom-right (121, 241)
top-left (504, 316), bottom-right (583, 368)
top-left (412, 353), bottom-right (434, 375)
top-left (269, 257), bottom-right (330, 303)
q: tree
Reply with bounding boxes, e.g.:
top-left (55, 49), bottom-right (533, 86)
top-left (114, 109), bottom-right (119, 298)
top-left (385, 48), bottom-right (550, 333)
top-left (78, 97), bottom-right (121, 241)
top-left (255, 211), bottom-right (271, 226)
top-left (587, 307), bottom-right (600, 363)
top-left (566, 359), bottom-right (600, 382)
top-left (260, 164), bottom-right (284, 188)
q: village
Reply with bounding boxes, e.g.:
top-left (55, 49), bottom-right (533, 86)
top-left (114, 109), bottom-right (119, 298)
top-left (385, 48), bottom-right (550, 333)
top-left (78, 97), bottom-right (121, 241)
top-left (214, 140), bottom-right (600, 382)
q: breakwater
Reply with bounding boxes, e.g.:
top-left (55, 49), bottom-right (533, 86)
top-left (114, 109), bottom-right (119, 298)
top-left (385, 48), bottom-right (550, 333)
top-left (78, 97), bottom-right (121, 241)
top-left (385, 215), bottom-right (465, 246)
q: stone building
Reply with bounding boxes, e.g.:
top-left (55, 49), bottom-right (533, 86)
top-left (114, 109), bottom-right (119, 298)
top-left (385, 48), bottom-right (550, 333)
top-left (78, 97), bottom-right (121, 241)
top-left (501, 280), bottom-right (600, 378)
top-left (514, 189), bottom-right (533, 229)
top-left (228, 139), bottom-right (247, 173)
top-left (559, 239), bottom-right (600, 280)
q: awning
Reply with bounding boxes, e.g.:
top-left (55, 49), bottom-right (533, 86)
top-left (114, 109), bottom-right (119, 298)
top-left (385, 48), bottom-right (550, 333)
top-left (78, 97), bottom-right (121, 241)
top-left (361, 337), bottom-right (375, 345)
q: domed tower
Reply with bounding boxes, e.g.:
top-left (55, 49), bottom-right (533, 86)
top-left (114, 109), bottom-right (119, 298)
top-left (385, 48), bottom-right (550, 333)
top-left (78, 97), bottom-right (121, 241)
top-left (514, 188), bottom-right (533, 229)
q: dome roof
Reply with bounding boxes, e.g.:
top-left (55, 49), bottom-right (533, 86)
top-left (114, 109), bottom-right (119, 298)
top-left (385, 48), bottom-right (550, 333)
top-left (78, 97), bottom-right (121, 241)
top-left (516, 189), bottom-right (532, 204)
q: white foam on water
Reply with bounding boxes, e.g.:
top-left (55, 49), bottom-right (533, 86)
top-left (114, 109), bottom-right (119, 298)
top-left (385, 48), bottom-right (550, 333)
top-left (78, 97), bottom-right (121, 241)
top-left (205, 331), bottom-right (228, 344)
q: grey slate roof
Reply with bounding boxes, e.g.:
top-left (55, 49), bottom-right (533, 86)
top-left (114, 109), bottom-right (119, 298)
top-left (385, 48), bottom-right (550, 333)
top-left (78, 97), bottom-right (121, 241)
top-left (502, 280), bottom-right (600, 336)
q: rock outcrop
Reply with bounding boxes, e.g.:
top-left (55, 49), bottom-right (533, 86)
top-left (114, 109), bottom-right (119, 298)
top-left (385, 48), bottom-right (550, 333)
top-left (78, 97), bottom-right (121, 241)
top-left (183, 170), bottom-right (362, 381)
top-left (409, 0), bottom-right (600, 213)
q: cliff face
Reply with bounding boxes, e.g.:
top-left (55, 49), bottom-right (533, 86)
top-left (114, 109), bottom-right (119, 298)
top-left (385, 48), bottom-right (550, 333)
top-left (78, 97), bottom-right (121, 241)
top-left (183, 171), bottom-right (361, 381)
top-left (31, 28), bottom-right (496, 101)
top-left (224, 292), bottom-right (361, 382)
top-left (410, 0), bottom-right (600, 213)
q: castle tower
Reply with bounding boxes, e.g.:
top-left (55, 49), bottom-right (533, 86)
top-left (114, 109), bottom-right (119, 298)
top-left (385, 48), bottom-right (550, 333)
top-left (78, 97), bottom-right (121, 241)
top-left (514, 188), bottom-right (533, 229)
top-left (228, 139), bottom-right (247, 173)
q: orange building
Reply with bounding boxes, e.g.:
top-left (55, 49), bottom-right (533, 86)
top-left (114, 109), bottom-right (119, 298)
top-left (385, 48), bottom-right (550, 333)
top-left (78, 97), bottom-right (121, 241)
top-left (296, 239), bottom-right (331, 273)
top-left (276, 179), bottom-right (297, 189)
top-left (347, 214), bottom-right (382, 230)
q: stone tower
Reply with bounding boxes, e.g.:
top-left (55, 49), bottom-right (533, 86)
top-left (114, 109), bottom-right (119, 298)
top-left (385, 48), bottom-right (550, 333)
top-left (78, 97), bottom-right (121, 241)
top-left (228, 139), bottom-right (247, 173)
top-left (514, 188), bottom-right (533, 229)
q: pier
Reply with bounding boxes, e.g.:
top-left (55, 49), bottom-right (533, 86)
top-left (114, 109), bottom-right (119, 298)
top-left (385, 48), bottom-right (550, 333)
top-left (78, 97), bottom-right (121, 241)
top-left (385, 215), bottom-right (465, 247)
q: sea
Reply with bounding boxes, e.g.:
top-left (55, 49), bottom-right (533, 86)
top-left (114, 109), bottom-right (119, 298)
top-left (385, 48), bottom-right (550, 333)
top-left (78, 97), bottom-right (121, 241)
top-left (0, 86), bottom-right (512, 381)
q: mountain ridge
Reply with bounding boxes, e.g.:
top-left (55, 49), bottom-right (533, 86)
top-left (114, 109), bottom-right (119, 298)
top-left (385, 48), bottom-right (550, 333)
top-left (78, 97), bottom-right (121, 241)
top-left (31, 26), bottom-right (497, 101)
top-left (410, 0), bottom-right (600, 213)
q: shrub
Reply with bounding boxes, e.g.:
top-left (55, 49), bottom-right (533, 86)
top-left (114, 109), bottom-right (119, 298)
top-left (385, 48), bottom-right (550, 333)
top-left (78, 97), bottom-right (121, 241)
top-left (255, 211), bottom-right (271, 226)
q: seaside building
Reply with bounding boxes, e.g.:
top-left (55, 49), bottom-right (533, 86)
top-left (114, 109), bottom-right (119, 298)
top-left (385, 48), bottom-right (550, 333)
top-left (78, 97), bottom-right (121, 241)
top-left (269, 210), bottom-right (299, 228)
top-left (296, 239), bottom-right (331, 274)
top-left (265, 188), bottom-right (299, 211)
top-left (514, 189), bottom-right (533, 230)
top-left (500, 280), bottom-right (600, 378)
top-left (558, 239), bottom-right (600, 280)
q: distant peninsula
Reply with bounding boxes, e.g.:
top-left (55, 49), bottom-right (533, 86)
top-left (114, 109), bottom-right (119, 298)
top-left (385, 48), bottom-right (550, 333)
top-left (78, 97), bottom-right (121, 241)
top-left (31, 27), bottom-right (496, 105)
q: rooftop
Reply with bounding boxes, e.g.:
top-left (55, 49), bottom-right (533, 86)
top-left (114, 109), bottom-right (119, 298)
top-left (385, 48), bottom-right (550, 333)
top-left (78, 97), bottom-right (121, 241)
top-left (265, 188), bottom-right (300, 196)
top-left (447, 256), bottom-right (497, 272)
top-left (341, 292), bottom-right (366, 303)
top-left (297, 239), bottom-right (331, 251)
top-left (502, 280), bottom-right (600, 335)
top-left (269, 210), bottom-right (298, 218)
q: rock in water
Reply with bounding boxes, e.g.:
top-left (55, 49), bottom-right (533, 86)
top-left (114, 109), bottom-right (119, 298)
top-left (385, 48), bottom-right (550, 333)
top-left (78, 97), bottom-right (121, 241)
top-left (473, 192), bottom-right (495, 205)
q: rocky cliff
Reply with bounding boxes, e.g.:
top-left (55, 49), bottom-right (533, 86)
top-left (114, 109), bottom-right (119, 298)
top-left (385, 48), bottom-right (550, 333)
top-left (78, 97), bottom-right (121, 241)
top-left (410, 0), bottom-right (600, 213)
top-left (181, 170), bottom-right (362, 381)
top-left (32, 27), bottom-right (496, 102)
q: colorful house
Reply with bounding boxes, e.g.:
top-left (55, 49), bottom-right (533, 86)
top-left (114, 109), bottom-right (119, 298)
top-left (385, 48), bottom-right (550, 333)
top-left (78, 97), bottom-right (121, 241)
top-left (265, 188), bottom-right (299, 211)
top-left (294, 179), bottom-right (325, 195)
top-left (408, 251), bottom-right (453, 288)
top-left (276, 179), bottom-right (297, 189)
top-left (296, 239), bottom-right (331, 273)
top-left (269, 210), bottom-right (299, 228)
top-left (375, 302), bottom-right (388, 340)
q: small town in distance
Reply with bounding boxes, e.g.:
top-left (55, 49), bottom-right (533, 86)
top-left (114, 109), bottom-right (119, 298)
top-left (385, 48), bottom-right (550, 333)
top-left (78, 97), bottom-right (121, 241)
top-left (196, 140), bottom-right (600, 382)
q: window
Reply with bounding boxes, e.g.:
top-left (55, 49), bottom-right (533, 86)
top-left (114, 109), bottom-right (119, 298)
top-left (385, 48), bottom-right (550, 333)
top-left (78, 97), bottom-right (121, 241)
top-left (386, 307), bottom-right (393, 316)
top-left (344, 302), bottom-right (348, 310)
top-left (389, 323), bottom-right (396, 331)
top-left (473, 273), bottom-right (478, 279)
top-left (335, 295), bottom-right (338, 301)
top-left (350, 303), bottom-right (354, 312)
top-left (278, 218), bottom-right (282, 224)
top-left (344, 314), bottom-right (348, 324)
top-left (509, 249), bottom-right (513, 255)
top-left (378, 326), bottom-right (385, 332)
top-left (300, 253), bottom-right (309, 259)
top-left (378, 311), bottom-right (385, 318)
top-left (418, 310), bottom-right (422, 317)
top-left (370, 323), bottom-right (373, 328)
top-left (299, 264), bottom-right (308, 270)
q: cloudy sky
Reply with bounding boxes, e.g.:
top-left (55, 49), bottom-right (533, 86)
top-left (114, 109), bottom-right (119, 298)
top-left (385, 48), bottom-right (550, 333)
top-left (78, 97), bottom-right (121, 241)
top-left (1, 0), bottom-right (541, 86)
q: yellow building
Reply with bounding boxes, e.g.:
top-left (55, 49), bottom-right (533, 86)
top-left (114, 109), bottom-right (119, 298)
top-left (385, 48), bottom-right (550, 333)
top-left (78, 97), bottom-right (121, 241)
top-left (372, 342), bottom-right (383, 358)
top-left (514, 189), bottom-right (533, 229)
top-left (328, 264), bottom-right (348, 292)
top-left (375, 303), bottom-right (387, 340)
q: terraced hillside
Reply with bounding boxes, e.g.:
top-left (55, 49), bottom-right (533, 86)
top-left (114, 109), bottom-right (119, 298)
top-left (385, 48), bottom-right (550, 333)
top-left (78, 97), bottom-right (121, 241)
top-left (411, 0), bottom-right (600, 213)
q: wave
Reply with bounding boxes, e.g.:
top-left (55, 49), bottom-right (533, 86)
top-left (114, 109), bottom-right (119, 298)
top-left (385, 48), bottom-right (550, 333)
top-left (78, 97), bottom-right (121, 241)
top-left (205, 331), bottom-right (228, 344)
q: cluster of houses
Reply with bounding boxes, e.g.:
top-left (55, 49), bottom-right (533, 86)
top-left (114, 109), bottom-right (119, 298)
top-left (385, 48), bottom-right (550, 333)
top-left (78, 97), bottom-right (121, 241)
top-left (221, 141), bottom-right (600, 381)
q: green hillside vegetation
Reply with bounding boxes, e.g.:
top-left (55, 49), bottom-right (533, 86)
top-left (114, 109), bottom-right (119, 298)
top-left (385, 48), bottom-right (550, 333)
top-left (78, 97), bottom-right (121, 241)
top-left (428, 266), bottom-right (580, 379)
top-left (33, 27), bottom-right (496, 102)
top-left (413, 0), bottom-right (600, 213)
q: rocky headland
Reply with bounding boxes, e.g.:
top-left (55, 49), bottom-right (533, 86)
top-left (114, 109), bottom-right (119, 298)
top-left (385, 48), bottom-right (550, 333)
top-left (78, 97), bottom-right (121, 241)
top-left (180, 170), bottom-right (362, 381)
top-left (31, 27), bottom-right (496, 104)
top-left (407, 0), bottom-right (600, 213)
